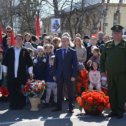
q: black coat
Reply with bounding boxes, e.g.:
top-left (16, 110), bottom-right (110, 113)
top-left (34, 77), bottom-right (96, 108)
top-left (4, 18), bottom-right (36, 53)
top-left (2, 47), bottom-right (33, 85)
top-left (33, 56), bottom-right (47, 80)
top-left (2, 35), bottom-right (7, 48)
top-left (54, 47), bottom-right (78, 81)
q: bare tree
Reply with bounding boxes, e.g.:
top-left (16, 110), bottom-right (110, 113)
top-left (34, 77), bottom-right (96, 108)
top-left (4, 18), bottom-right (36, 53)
top-left (113, 0), bottom-right (123, 25)
top-left (59, 0), bottom-right (104, 37)
top-left (0, 0), bottom-right (16, 29)
top-left (0, 0), bottom-right (44, 33)
top-left (53, 0), bottom-right (59, 17)
top-left (0, 0), bottom-right (121, 36)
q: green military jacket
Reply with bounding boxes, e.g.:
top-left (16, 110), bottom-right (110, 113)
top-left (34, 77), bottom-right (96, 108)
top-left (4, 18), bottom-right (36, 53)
top-left (100, 39), bottom-right (126, 74)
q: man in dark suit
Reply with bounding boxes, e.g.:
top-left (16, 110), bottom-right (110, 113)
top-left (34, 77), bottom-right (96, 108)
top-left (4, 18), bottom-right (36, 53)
top-left (53, 35), bottom-right (77, 113)
top-left (2, 34), bottom-right (33, 110)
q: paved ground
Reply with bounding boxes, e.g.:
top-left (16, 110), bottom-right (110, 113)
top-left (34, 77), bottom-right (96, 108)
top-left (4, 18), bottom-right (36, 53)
top-left (0, 102), bottom-right (126, 126)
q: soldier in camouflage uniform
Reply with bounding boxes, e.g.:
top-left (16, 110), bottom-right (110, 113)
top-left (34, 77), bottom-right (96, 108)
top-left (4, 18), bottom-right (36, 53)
top-left (100, 25), bottom-right (126, 119)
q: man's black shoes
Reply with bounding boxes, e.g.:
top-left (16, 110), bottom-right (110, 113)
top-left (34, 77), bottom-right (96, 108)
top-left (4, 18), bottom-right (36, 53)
top-left (116, 114), bottom-right (123, 119)
top-left (68, 109), bottom-right (74, 113)
top-left (107, 112), bottom-right (123, 119)
top-left (107, 112), bottom-right (117, 117)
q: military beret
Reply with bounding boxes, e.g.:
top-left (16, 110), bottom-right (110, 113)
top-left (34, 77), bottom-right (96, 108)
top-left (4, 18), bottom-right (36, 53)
top-left (83, 35), bottom-right (90, 39)
top-left (111, 25), bottom-right (124, 32)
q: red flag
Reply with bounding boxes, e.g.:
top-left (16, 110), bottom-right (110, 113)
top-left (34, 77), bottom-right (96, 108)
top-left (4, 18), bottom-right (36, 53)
top-left (0, 22), bottom-right (3, 44)
top-left (11, 30), bottom-right (15, 46)
top-left (35, 16), bottom-right (40, 37)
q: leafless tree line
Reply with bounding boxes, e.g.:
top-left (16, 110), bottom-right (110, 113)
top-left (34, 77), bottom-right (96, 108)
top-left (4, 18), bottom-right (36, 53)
top-left (0, 0), bottom-right (123, 36)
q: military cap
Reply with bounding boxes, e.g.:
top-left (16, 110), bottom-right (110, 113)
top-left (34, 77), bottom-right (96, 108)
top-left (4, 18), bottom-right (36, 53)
top-left (111, 24), bottom-right (124, 32)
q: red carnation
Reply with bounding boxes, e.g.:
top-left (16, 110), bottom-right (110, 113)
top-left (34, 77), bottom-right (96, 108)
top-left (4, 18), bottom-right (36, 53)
top-left (22, 80), bottom-right (46, 97)
top-left (87, 97), bottom-right (93, 105)
top-left (76, 97), bottom-right (83, 107)
top-left (77, 90), bottom-right (110, 115)
top-left (106, 103), bottom-right (111, 109)
top-left (84, 105), bottom-right (90, 111)
top-left (0, 87), bottom-right (9, 97)
top-left (98, 106), bottom-right (104, 111)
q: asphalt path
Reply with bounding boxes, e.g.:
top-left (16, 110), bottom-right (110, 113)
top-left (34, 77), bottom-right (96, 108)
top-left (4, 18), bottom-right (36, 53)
top-left (0, 102), bottom-right (126, 126)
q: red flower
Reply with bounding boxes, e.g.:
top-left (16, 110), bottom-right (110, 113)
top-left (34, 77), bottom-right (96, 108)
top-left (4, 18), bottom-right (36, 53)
top-left (76, 90), bottom-right (110, 113)
top-left (76, 83), bottom-right (82, 94)
top-left (84, 105), bottom-right (90, 111)
top-left (104, 96), bottom-right (109, 103)
top-left (38, 88), bottom-right (41, 92)
top-left (0, 86), bottom-right (9, 97)
top-left (21, 80), bottom-right (46, 97)
top-left (87, 97), bottom-right (93, 105)
top-left (76, 69), bottom-right (89, 94)
top-left (76, 96), bottom-right (83, 107)
top-left (98, 106), bottom-right (104, 111)
top-left (106, 103), bottom-right (111, 109)
top-left (25, 85), bottom-right (30, 92)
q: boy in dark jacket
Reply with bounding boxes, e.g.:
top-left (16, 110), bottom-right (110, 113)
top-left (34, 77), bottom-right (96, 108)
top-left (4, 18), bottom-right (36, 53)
top-left (44, 44), bottom-right (57, 106)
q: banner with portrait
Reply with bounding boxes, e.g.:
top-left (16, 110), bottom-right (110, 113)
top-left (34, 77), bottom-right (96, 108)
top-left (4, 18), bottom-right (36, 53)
top-left (51, 18), bottom-right (61, 33)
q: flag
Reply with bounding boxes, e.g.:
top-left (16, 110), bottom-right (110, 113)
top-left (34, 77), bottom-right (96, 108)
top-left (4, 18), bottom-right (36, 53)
top-left (35, 16), bottom-right (40, 37)
top-left (11, 30), bottom-right (15, 46)
top-left (0, 22), bottom-right (3, 44)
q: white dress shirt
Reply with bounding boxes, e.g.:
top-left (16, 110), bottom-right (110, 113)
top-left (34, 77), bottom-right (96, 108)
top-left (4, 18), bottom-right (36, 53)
top-left (14, 47), bottom-right (21, 78)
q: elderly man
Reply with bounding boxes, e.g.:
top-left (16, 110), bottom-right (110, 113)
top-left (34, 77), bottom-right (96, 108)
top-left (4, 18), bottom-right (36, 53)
top-left (100, 25), bottom-right (126, 119)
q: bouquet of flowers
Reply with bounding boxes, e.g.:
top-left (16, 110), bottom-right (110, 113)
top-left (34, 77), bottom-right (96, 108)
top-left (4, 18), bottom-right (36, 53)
top-left (21, 80), bottom-right (46, 98)
top-left (0, 86), bottom-right (9, 97)
top-left (76, 90), bottom-right (110, 115)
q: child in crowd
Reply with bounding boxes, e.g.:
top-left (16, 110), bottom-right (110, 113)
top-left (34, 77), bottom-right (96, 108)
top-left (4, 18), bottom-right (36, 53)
top-left (33, 46), bottom-right (47, 80)
top-left (87, 47), bottom-right (100, 69)
top-left (24, 32), bottom-right (32, 44)
top-left (101, 74), bottom-right (108, 95)
top-left (44, 44), bottom-right (57, 107)
top-left (44, 44), bottom-right (54, 57)
top-left (3, 37), bottom-right (11, 55)
top-left (44, 44), bottom-right (54, 71)
top-left (88, 62), bottom-right (101, 91)
top-left (27, 48), bottom-right (34, 60)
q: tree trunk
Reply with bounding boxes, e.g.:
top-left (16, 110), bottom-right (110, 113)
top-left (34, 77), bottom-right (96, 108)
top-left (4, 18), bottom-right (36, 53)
top-left (53, 0), bottom-right (59, 17)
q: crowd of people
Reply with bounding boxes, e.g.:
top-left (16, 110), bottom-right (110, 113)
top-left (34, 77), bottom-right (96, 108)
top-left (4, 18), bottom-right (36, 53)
top-left (0, 24), bottom-right (126, 118)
